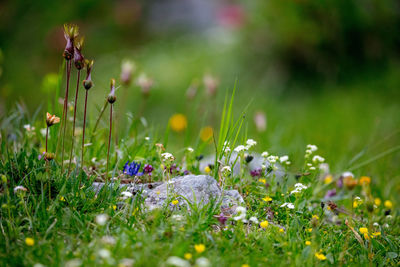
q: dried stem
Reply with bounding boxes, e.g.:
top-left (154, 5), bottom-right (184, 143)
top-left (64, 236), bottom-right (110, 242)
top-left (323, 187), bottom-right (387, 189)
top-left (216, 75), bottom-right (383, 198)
top-left (106, 104), bottom-right (113, 181)
top-left (61, 60), bottom-right (72, 173)
top-left (68, 69), bottom-right (81, 174)
top-left (81, 89), bottom-right (88, 171)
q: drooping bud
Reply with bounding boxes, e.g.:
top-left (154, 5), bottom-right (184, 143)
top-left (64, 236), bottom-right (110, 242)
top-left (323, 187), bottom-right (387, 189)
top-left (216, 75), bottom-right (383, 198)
top-left (136, 73), bottom-right (154, 97)
top-left (83, 59), bottom-right (94, 90)
top-left (63, 24), bottom-right (79, 61)
top-left (120, 60), bottom-right (135, 86)
top-left (73, 37), bottom-right (85, 70)
top-left (107, 78), bottom-right (117, 104)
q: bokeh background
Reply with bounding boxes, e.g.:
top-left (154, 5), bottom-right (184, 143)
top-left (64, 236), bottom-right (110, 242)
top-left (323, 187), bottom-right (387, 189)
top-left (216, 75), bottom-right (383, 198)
top-left (1, 0), bottom-right (400, 191)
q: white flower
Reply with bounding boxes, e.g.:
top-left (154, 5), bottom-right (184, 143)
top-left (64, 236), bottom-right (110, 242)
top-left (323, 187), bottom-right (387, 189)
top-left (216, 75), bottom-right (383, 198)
top-left (24, 124), bottom-right (35, 132)
top-left (145, 136), bottom-right (150, 141)
top-left (312, 155), bottom-right (325, 163)
top-left (196, 257), bottom-right (211, 267)
top-left (234, 145), bottom-right (247, 153)
top-left (95, 214), bottom-right (109, 226)
top-left (307, 144), bottom-right (318, 152)
top-left (373, 222), bottom-right (379, 227)
top-left (171, 215), bottom-right (184, 221)
top-left (306, 163), bottom-right (313, 167)
top-left (280, 203), bottom-right (295, 209)
top-left (119, 258), bottom-right (135, 267)
top-left (279, 155), bottom-right (289, 163)
top-left (98, 248), bottom-right (111, 259)
top-left (319, 163), bottom-right (330, 173)
top-left (286, 161), bottom-right (291, 165)
top-left (186, 147), bottom-right (194, 153)
top-left (291, 183), bottom-right (307, 194)
top-left (233, 206), bottom-right (247, 221)
top-left (221, 166), bottom-right (231, 175)
top-left (342, 171), bottom-right (354, 178)
top-left (261, 151), bottom-right (269, 158)
top-left (161, 152), bottom-right (175, 161)
top-left (246, 139), bottom-right (257, 148)
top-left (13, 185), bottom-right (27, 194)
top-left (120, 191), bottom-right (133, 199)
top-left (249, 216), bottom-right (259, 224)
top-left (165, 256), bottom-right (190, 267)
top-left (267, 155), bottom-right (277, 163)
top-left (309, 167), bottom-right (316, 170)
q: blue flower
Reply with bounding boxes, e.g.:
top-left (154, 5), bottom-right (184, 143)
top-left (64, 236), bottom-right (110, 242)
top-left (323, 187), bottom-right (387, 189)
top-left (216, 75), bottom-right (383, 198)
top-left (123, 160), bottom-right (142, 176)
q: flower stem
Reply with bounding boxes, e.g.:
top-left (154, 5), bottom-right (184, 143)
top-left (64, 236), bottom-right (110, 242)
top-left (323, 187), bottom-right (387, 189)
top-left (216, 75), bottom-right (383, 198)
top-left (81, 89), bottom-right (88, 171)
top-left (106, 104), bottom-right (113, 181)
top-left (68, 69), bottom-right (81, 174)
top-left (90, 100), bottom-right (108, 144)
top-left (61, 60), bottom-right (72, 174)
top-left (45, 126), bottom-right (49, 153)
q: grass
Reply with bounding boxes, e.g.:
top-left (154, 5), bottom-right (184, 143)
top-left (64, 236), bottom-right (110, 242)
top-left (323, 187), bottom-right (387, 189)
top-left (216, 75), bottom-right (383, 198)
top-left (1, 25), bottom-right (400, 266)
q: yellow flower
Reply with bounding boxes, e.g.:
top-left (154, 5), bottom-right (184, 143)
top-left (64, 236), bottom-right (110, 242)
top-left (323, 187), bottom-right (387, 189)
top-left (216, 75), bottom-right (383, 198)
top-left (359, 176), bottom-right (371, 185)
top-left (112, 205), bottom-right (117, 210)
top-left (171, 200), bottom-right (179, 205)
top-left (364, 233), bottom-right (370, 239)
top-left (305, 241), bottom-right (311, 246)
top-left (384, 200), bottom-right (393, 209)
top-left (312, 215), bottom-right (319, 220)
top-left (343, 176), bottom-right (358, 190)
top-left (353, 201), bottom-right (360, 208)
top-left (194, 244), bottom-right (205, 253)
top-left (371, 232), bottom-right (381, 238)
top-left (242, 264), bottom-right (250, 267)
top-left (59, 196), bottom-right (65, 202)
top-left (374, 198), bottom-right (381, 206)
top-left (169, 113), bottom-right (187, 133)
top-left (314, 252), bottom-right (326, 261)
top-left (324, 175), bottom-right (333, 184)
top-left (260, 221), bottom-right (269, 228)
top-left (262, 196), bottom-right (272, 202)
top-left (306, 228), bottom-right (313, 233)
top-left (184, 253), bottom-right (192, 260)
top-left (279, 228), bottom-right (284, 233)
top-left (200, 126), bottom-right (213, 142)
top-left (25, 237), bottom-right (35, 246)
top-left (204, 166), bottom-right (211, 174)
top-left (359, 227), bottom-right (368, 234)
top-left (258, 178), bottom-right (266, 184)
top-left (156, 190), bottom-right (161, 195)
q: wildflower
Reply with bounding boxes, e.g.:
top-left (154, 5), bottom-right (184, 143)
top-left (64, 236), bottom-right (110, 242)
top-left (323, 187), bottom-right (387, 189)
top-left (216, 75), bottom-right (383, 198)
top-left (306, 144), bottom-right (318, 152)
top-left (280, 203), bottom-right (295, 209)
top-left (172, 200), bottom-right (179, 205)
top-left (83, 59), bottom-right (94, 90)
top-left (107, 79), bottom-right (117, 104)
top-left (279, 228), bottom-right (284, 233)
top-left (119, 258), bottom-right (135, 267)
top-left (143, 164), bottom-right (154, 174)
top-left (95, 214), bottom-right (109, 226)
top-left (305, 241), bottom-right (311, 246)
top-left (312, 215), bottom-right (319, 220)
top-left (359, 176), bottom-right (371, 185)
top-left (290, 183), bottom-right (307, 194)
top-left (324, 189), bottom-right (337, 199)
top-left (262, 196), bottom-right (272, 202)
top-left (98, 249), bottom-right (111, 259)
top-left (259, 178), bottom-right (267, 184)
top-left (261, 151), bottom-right (269, 158)
top-left (194, 244), bottom-right (206, 253)
top-left (221, 166), bottom-right (231, 176)
top-left (234, 145), bottom-right (247, 153)
top-left (59, 196), bottom-right (66, 202)
top-left (200, 126), bottom-right (213, 142)
top-left (312, 155), bottom-right (325, 163)
top-left (203, 73), bottom-right (219, 96)
top-left (260, 220), bottom-right (269, 228)
top-left (343, 176), bottom-right (358, 190)
top-left (242, 264), bottom-right (250, 267)
top-left (246, 139), bottom-right (257, 149)
top-left (120, 60), bottom-right (135, 86)
top-left (24, 124), bottom-right (35, 132)
top-left (233, 206), bottom-right (247, 221)
top-left (267, 155), bottom-right (279, 164)
top-left (216, 212), bottom-right (228, 226)
top-left (46, 112), bottom-right (60, 127)
top-left (353, 197), bottom-right (363, 208)
top-left (161, 152), bottom-right (175, 162)
top-left (254, 111), bottom-right (267, 132)
top-left (186, 79), bottom-right (199, 100)
top-left (319, 163), bottom-right (330, 173)
top-left (123, 161), bottom-right (141, 176)
top-left (314, 252), bottom-right (326, 261)
top-left (73, 37), bottom-right (85, 70)
top-left (169, 113), bottom-right (188, 133)
top-left (306, 228), bottom-right (312, 233)
top-left (63, 24), bottom-right (79, 60)
top-left (324, 175), bottom-right (333, 184)
top-left (184, 253), bottom-right (192, 260)
top-left (186, 147), bottom-right (194, 153)
top-left (250, 169), bottom-right (262, 177)
top-left (121, 191), bottom-right (133, 199)
top-left (13, 185), bottom-right (27, 194)
top-left (249, 217), bottom-right (259, 224)
top-left (279, 155), bottom-right (289, 163)
top-left (25, 237), bottom-right (35, 246)
top-left (204, 166), bottom-right (211, 174)
top-left (371, 232), bottom-right (381, 238)
top-left (384, 200), bottom-right (393, 209)
top-left (309, 166), bottom-right (316, 170)
top-left (136, 73), bottom-right (154, 96)
top-left (359, 227), bottom-right (368, 234)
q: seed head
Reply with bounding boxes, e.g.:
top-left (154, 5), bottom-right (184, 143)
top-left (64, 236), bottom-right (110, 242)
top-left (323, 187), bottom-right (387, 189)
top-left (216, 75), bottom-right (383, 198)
top-left (63, 24), bottom-right (79, 60)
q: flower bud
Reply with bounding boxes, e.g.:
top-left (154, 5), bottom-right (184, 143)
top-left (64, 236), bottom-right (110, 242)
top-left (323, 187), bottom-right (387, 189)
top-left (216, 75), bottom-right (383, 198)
top-left (107, 78), bottom-right (116, 104)
top-left (46, 112), bottom-right (60, 127)
top-left (63, 24), bottom-right (79, 61)
top-left (44, 152), bottom-right (55, 161)
top-left (120, 60), bottom-right (135, 86)
top-left (83, 59), bottom-right (94, 90)
top-left (74, 37), bottom-right (85, 70)
top-left (136, 73), bottom-right (153, 97)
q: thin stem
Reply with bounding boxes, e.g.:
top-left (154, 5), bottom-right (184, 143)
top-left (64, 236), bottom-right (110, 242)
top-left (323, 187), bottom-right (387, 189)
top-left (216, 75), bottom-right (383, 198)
top-left (68, 69), bottom-right (81, 174)
top-left (45, 126), bottom-right (49, 153)
top-left (106, 104), bottom-right (113, 181)
top-left (81, 89), bottom-right (88, 171)
top-left (90, 100), bottom-right (108, 144)
top-left (61, 60), bottom-right (72, 173)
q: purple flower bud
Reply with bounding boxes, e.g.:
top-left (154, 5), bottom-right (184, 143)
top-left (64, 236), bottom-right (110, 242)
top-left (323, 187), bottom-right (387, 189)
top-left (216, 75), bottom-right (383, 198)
top-left (337, 176), bottom-right (343, 189)
top-left (324, 189), bottom-right (337, 199)
top-left (217, 212), bottom-right (227, 226)
top-left (250, 168), bottom-right (262, 177)
top-left (74, 37), bottom-right (85, 70)
top-left (143, 164), bottom-right (154, 174)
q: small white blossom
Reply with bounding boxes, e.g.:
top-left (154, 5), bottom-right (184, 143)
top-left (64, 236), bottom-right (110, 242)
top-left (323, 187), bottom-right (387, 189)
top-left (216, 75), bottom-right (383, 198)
top-left (101, 235), bottom-right (116, 245)
top-left (221, 166), bottom-right (231, 175)
top-left (267, 155), bottom-right (277, 163)
top-left (186, 147), bottom-right (194, 153)
top-left (319, 163), bottom-right (330, 173)
top-left (373, 222), bottom-right (379, 227)
top-left (307, 144), bottom-right (318, 152)
top-left (40, 128), bottom-right (47, 137)
top-left (280, 203), bottom-right (295, 209)
top-left (95, 214), bottom-right (109, 226)
top-left (290, 183), bottom-right (308, 194)
top-left (261, 151), bottom-right (269, 158)
top-left (98, 249), bottom-right (111, 259)
top-left (249, 216), bottom-right (259, 224)
top-left (145, 136), bottom-right (150, 141)
top-left (279, 155), bottom-right (289, 163)
top-left (120, 191), bottom-right (133, 199)
top-left (165, 256), bottom-right (190, 267)
top-left (161, 152), bottom-right (175, 161)
top-left (13, 185), bottom-right (27, 194)
top-left (196, 257), bottom-right (211, 267)
top-left (342, 171), bottom-right (354, 178)
top-left (286, 161), bottom-right (291, 165)
top-left (233, 206), bottom-right (247, 221)
top-left (234, 145), bottom-right (247, 153)
top-left (246, 139), bottom-right (257, 148)
top-left (309, 167), bottom-right (316, 170)
top-left (24, 124), bottom-right (35, 132)
top-left (312, 155), bottom-right (325, 163)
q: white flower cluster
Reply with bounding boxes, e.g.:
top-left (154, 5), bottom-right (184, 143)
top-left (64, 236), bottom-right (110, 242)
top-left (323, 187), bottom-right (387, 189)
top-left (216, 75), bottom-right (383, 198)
top-left (234, 145), bottom-right (247, 153)
top-left (280, 202), bottom-right (295, 209)
top-left (233, 206), bottom-right (247, 222)
top-left (290, 183), bottom-right (308, 194)
top-left (221, 166), bottom-right (231, 176)
top-left (161, 152), bottom-right (175, 162)
top-left (305, 144), bottom-right (325, 171)
top-left (233, 139), bottom-right (257, 154)
top-left (186, 147), bottom-right (194, 153)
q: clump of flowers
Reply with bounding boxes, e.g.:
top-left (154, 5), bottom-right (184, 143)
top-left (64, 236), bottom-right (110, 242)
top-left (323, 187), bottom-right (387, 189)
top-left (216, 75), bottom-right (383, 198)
top-left (123, 161), bottom-right (141, 176)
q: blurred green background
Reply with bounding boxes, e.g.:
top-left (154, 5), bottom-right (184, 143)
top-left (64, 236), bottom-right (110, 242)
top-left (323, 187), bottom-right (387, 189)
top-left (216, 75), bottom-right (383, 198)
top-left (1, 0), bottom-right (400, 192)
